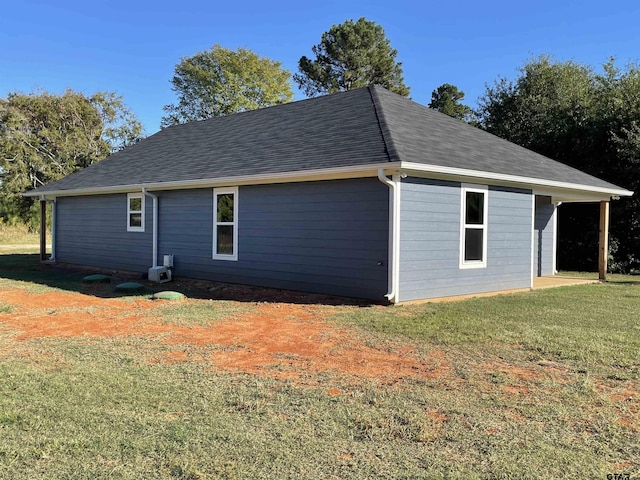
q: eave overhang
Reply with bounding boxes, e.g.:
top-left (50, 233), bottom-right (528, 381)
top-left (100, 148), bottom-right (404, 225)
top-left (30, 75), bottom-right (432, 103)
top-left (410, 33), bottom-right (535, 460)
top-left (399, 162), bottom-right (633, 202)
top-left (23, 161), bottom-right (633, 202)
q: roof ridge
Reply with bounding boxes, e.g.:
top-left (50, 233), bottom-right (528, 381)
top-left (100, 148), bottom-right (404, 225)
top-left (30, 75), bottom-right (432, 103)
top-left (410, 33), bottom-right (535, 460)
top-left (368, 86), bottom-right (400, 163)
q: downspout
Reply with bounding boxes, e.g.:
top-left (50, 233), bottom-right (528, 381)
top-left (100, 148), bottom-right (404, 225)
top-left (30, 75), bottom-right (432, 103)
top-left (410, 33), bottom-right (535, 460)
top-left (377, 169), bottom-right (400, 303)
top-left (530, 194), bottom-right (535, 287)
top-left (142, 188), bottom-right (158, 267)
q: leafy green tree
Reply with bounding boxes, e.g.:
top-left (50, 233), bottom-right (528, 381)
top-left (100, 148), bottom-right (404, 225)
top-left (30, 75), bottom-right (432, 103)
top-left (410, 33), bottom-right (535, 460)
top-left (428, 83), bottom-right (475, 122)
top-left (91, 92), bottom-right (144, 152)
top-left (161, 45), bottom-right (293, 127)
top-left (0, 89), bottom-right (143, 226)
top-left (294, 17), bottom-right (410, 97)
top-left (478, 56), bottom-right (595, 166)
top-left (478, 56), bottom-right (640, 272)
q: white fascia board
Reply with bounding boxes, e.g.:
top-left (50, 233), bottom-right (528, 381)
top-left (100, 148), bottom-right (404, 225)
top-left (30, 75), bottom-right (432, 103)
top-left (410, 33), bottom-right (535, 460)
top-left (23, 162), bottom-right (403, 198)
top-left (401, 162), bottom-right (633, 199)
top-left (24, 159), bottom-right (632, 201)
top-left (532, 189), bottom-right (612, 203)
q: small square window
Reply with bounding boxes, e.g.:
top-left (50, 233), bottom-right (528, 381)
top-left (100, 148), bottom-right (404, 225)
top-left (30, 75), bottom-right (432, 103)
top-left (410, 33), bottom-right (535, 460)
top-left (127, 193), bottom-right (145, 232)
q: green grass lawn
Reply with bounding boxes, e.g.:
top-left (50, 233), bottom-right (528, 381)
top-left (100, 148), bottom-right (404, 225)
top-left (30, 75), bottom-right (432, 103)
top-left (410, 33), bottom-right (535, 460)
top-left (0, 223), bottom-right (44, 245)
top-left (0, 253), bottom-right (638, 479)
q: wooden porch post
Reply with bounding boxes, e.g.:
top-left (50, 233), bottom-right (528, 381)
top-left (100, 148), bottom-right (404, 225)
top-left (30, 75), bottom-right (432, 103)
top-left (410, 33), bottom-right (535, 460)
top-left (598, 200), bottom-right (610, 281)
top-left (39, 199), bottom-right (47, 261)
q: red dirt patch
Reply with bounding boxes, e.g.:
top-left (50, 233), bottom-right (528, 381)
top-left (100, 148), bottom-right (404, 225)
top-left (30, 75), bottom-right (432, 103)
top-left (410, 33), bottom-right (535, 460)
top-left (503, 385), bottom-right (530, 395)
top-left (426, 410), bottom-right (447, 422)
top-left (164, 350), bottom-right (190, 364)
top-left (0, 288), bottom-right (450, 383)
top-left (1, 288), bottom-right (155, 311)
top-left (609, 389), bottom-right (637, 403)
top-left (617, 417), bottom-right (633, 427)
top-left (336, 453), bottom-right (354, 460)
top-left (479, 360), bottom-right (569, 384)
top-left (505, 409), bottom-right (528, 423)
top-left (593, 382), bottom-right (639, 432)
top-left (2, 289), bottom-right (106, 309)
top-left (164, 303), bottom-right (450, 381)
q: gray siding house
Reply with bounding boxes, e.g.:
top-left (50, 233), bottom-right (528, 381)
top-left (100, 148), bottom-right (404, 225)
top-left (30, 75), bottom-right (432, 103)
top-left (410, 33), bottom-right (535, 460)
top-left (26, 86), bottom-right (632, 303)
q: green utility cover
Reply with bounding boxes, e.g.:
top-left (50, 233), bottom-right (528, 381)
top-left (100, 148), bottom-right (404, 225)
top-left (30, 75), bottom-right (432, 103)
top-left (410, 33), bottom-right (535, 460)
top-left (83, 274), bottom-right (111, 283)
top-left (152, 291), bottom-right (186, 301)
top-left (115, 282), bottom-right (145, 292)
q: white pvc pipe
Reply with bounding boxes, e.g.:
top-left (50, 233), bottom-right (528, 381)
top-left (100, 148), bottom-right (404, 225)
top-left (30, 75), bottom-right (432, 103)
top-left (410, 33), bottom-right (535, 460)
top-left (142, 189), bottom-right (158, 268)
top-left (377, 169), bottom-right (398, 303)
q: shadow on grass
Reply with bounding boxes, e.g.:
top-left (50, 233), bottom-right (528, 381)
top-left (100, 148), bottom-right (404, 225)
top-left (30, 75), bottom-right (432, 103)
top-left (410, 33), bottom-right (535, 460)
top-left (0, 254), bottom-right (137, 299)
top-left (607, 279), bottom-right (640, 285)
top-left (0, 254), bottom-right (376, 306)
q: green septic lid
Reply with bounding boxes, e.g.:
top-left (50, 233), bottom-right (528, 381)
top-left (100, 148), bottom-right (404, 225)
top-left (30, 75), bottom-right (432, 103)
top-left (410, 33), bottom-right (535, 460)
top-left (152, 291), bottom-right (186, 301)
top-left (115, 282), bottom-right (145, 292)
top-left (83, 274), bottom-right (111, 283)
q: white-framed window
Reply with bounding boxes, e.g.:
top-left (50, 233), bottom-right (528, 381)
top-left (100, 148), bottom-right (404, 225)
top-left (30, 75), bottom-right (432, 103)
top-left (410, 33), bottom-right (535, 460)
top-left (127, 193), bottom-right (145, 232)
top-left (213, 186), bottom-right (238, 261)
top-left (460, 184), bottom-right (488, 268)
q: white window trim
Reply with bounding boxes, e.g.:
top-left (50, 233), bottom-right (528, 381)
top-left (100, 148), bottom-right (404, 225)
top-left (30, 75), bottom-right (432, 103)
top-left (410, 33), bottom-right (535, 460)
top-left (212, 186), bottom-right (238, 261)
top-left (459, 184), bottom-right (488, 269)
top-left (127, 192), bottom-right (145, 232)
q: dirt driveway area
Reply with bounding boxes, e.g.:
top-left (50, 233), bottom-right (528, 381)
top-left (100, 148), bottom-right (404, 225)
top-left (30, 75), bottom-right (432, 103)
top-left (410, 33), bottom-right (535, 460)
top-left (0, 287), bottom-right (450, 383)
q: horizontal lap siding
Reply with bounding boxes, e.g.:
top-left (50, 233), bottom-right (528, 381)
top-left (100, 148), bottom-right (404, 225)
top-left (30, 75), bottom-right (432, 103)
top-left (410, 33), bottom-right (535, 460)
top-left (534, 196), bottom-right (555, 276)
top-left (56, 194), bottom-right (152, 271)
top-left (157, 179), bottom-right (389, 300)
top-left (398, 178), bottom-right (532, 302)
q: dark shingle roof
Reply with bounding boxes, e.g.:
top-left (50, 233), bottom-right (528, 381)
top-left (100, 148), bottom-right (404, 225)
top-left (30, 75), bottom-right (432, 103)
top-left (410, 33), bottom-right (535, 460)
top-left (370, 87), bottom-right (623, 191)
top-left (29, 86), bottom-right (628, 195)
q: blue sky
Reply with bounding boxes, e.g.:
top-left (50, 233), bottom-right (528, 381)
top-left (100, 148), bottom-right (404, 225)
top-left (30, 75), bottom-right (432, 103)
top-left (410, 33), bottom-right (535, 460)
top-left (1, 0), bottom-right (638, 134)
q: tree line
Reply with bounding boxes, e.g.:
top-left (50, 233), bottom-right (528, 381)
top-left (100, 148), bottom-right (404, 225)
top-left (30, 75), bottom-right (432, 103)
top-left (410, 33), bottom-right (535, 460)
top-left (1, 17), bottom-right (638, 272)
top-left (478, 57), bottom-right (640, 273)
top-left (0, 91), bottom-right (143, 225)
